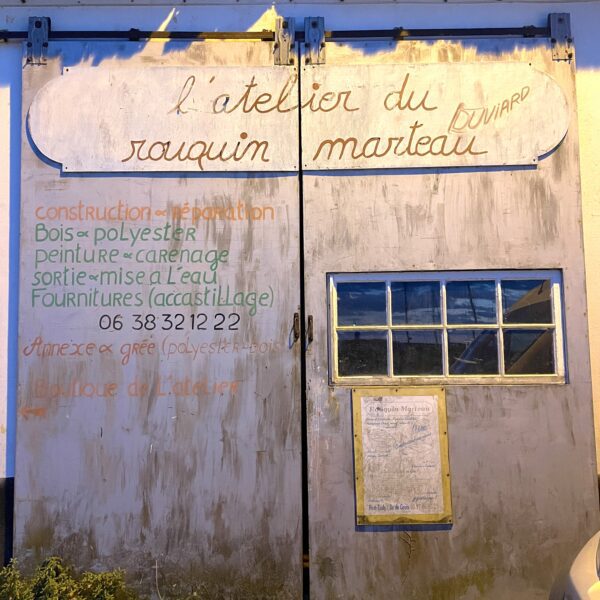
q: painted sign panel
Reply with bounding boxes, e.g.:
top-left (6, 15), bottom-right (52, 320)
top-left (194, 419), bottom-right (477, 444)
top-left (28, 62), bottom-right (568, 173)
top-left (302, 63), bottom-right (569, 169)
top-left (27, 66), bottom-right (299, 172)
top-left (353, 387), bottom-right (451, 525)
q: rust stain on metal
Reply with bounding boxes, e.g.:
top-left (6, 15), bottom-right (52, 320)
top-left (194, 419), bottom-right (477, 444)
top-left (18, 406), bottom-right (47, 419)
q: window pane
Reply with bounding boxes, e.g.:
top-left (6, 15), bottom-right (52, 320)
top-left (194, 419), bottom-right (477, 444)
top-left (392, 331), bottom-right (443, 375)
top-left (504, 329), bottom-right (555, 374)
top-left (337, 282), bottom-right (386, 326)
top-left (448, 329), bottom-right (498, 375)
top-left (502, 280), bottom-right (552, 324)
top-left (446, 281), bottom-right (496, 324)
top-left (338, 331), bottom-right (388, 376)
top-left (391, 282), bottom-right (441, 325)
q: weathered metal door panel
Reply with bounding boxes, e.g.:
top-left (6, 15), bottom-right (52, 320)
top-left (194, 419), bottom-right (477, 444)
top-left (18, 41), bottom-right (302, 597)
top-left (18, 31), bottom-right (600, 600)
top-left (302, 40), bottom-right (599, 598)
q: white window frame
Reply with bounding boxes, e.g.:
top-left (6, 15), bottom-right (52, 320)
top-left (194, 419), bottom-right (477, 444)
top-left (328, 270), bottom-right (566, 386)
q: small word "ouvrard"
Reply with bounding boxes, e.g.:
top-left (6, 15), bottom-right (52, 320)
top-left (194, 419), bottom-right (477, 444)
top-left (448, 86), bottom-right (531, 133)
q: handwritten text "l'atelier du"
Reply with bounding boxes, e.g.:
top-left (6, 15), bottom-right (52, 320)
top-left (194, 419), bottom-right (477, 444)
top-left (122, 73), bottom-right (529, 169)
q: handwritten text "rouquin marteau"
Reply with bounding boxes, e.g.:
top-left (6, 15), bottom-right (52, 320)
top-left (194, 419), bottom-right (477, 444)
top-left (120, 74), bottom-right (531, 169)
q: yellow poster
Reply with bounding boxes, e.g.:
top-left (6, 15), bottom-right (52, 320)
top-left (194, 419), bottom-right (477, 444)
top-left (353, 387), bottom-right (452, 526)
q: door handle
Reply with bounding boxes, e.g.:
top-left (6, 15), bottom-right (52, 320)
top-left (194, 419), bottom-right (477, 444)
top-left (293, 312), bottom-right (300, 343)
top-left (307, 315), bottom-right (314, 345)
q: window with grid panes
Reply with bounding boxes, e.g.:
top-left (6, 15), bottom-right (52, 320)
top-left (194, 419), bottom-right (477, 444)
top-left (329, 271), bottom-right (565, 384)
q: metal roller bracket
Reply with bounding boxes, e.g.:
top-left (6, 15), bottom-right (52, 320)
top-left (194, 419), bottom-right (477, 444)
top-left (304, 17), bottom-right (325, 65)
top-left (549, 13), bottom-right (573, 62)
top-left (274, 17), bottom-right (295, 66)
top-left (26, 17), bottom-right (50, 66)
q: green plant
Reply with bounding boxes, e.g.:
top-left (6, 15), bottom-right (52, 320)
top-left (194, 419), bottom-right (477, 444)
top-left (0, 559), bottom-right (32, 600)
top-left (77, 569), bottom-right (138, 600)
top-left (0, 557), bottom-right (138, 600)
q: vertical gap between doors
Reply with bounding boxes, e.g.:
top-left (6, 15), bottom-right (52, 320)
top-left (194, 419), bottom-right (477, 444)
top-left (297, 43), bottom-right (310, 600)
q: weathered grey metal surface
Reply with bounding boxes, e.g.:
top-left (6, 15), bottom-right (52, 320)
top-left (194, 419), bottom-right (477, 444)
top-left (17, 41), bottom-right (302, 597)
top-left (303, 39), bottom-right (599, 599)
top-left (16, 32), bottom-right (599, 600)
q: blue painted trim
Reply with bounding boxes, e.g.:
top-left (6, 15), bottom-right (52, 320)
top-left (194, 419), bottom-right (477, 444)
top-left (6, 48), bottom-right (22, 479)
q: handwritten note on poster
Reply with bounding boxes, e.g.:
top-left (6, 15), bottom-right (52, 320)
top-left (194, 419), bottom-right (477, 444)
top-left (353, 388), bottom-right (452, 525)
